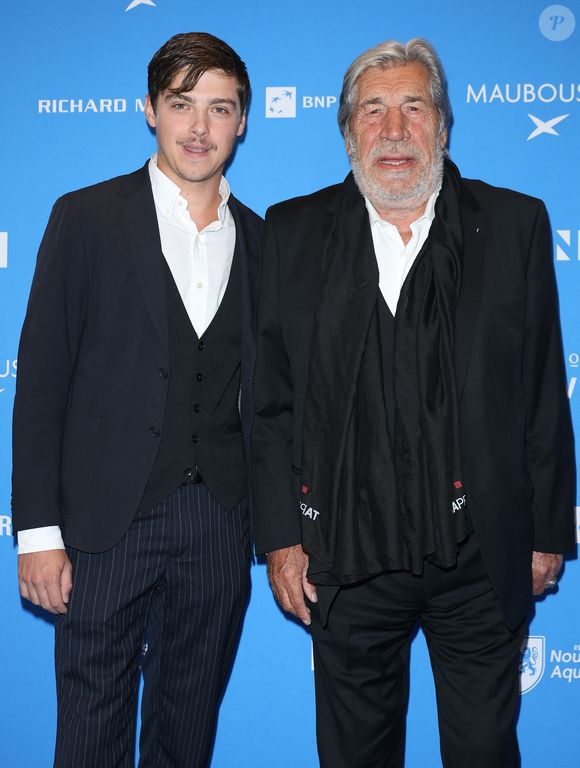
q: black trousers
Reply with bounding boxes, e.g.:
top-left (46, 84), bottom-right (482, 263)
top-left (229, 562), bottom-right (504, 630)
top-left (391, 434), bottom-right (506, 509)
top-left (53, 483), bottom-right (250, 768)
top-left (309, 534), bottom-right (527, 768)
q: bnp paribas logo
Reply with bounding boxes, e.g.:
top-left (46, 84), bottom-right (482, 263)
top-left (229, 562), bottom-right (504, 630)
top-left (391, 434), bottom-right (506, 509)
top-left (520, 635), bottom-right (546, 694)
top-left (265, 87), bottom-right (296, 119)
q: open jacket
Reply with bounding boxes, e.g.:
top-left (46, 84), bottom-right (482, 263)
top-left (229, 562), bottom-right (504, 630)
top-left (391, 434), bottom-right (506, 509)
top-left (12, 163), bottom-right (263, 552)
top-left (251, 172), bottom-right (575, 629)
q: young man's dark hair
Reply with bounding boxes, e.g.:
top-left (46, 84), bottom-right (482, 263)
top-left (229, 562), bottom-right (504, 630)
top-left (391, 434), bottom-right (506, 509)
top-left (148, 31), bottom-right (251, 113)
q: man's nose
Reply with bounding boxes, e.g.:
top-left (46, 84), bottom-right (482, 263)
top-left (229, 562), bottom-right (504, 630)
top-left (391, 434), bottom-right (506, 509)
top-left (379, 107), bottom-right (408, 142)
top-left (189, 109), bottom-right (209, 136)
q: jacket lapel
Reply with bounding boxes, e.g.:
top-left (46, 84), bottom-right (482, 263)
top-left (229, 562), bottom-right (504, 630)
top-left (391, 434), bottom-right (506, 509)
top-left (454, 184), bottom-right (485, 399)
top-left (116, 164), bottom-right (169, 354)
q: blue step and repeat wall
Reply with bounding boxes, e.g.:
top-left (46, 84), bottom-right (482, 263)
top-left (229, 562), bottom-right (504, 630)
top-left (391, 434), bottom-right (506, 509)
top-left (1, 1), bottom-right (579, 765)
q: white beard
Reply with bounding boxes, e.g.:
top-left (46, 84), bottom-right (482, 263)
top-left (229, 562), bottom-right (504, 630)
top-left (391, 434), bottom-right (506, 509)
top-left (348, 133), bottom-right (445, 212)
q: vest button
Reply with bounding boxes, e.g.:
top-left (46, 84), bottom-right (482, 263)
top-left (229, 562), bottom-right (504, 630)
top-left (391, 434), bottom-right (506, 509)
top-left (192, 434), bottom-right (199, 444)
top-left (193, 403), bottom-right (200, 413)
top-left (196, 372), bottom-right (203, 382)
top-left (158, 367), bottom-right (168, 379)
top-left (184, 467), bottom-right (193, 478)
top-left (149, 426), bottom-right (160, 437)
top-left (198, 341), bottom-right (205, 351)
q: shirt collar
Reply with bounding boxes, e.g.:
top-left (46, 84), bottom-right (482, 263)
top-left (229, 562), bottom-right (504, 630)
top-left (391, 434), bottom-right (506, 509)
top-left (148, 153), bottom-right (231, 224)
top-left (365, 187), bottom-right (440, 232)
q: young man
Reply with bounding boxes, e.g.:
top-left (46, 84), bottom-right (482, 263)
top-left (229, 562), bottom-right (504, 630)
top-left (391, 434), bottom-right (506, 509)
top-left (13, 32), bottom-right (262, 767)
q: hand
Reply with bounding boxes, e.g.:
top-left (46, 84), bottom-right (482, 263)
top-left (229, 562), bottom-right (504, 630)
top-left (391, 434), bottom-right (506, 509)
top-left (18, 550), bottom-right (73, 614)
top-left (531, 551), bottom-right (563, 596)
top-left (267, 544), bottom-right (317, 625)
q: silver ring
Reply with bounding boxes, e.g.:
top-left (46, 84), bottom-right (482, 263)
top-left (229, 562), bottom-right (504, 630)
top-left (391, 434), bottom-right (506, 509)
top-left (544, 579), bottom-right (557, 589)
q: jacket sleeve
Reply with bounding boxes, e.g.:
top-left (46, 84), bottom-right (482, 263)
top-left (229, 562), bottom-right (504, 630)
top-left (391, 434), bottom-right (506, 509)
top-left (251, 210), bottom-right (301, 554)
top-left (523, 200), bottom-right (576, 553)
top-left (12, 196), bottom-right (88, 532)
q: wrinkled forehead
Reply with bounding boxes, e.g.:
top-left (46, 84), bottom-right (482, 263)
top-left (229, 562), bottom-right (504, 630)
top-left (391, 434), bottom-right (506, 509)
top-left (353, 61), bottom-right (433, 103)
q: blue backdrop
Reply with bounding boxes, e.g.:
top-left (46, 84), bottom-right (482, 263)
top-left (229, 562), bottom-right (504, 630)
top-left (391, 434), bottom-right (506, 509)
top-left (1, 1), bottom-right (579, 765)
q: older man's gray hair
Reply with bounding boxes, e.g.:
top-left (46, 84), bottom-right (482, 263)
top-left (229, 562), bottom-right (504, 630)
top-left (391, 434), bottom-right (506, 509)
top-left (337, 37), bottom-right (452, 140)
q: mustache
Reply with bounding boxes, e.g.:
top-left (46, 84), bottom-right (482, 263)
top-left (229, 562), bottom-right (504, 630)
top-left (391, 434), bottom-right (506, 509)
top-left (368, 142), bottom-right (423, 160)
top-left (178, 139), bottom-right (217, 151)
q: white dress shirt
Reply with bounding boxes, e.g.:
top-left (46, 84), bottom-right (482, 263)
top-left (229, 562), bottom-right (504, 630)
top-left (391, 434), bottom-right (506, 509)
top-left (365, 189), bottom-right (439, 315)
top-left (18, 155), bottom-right (237, 554)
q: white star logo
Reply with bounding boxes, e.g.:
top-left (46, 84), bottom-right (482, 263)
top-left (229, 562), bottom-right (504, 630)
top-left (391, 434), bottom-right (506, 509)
top-left (126, 0), bottom-right (156, 11)
top-left (526, 113), bottom-right (569, 141)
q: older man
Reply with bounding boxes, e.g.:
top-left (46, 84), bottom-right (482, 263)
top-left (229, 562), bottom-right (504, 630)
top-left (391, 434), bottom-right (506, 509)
top-left (251, 38), bottom-right (575, 767)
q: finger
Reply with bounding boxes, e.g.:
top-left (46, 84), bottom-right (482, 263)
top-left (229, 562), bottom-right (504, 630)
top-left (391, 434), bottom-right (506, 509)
top-left (25, 583), bottom-right (41, 607)
top-left (46, 581), bottom-right (68, 614)
top-left (302, 574), bottom-right (317, 603)
top-left (532, 571), bottom-right (546, 595)
top-left (286, 580), bottom-right (311, 624)
top-left (19, 579), bottom-right (31, 602)
top-left (61, 561), bottom-right (73, 605)
top-left (272, 574), bottom-right (311, 623)
top-left (32, 584), bottom-right (58, 614)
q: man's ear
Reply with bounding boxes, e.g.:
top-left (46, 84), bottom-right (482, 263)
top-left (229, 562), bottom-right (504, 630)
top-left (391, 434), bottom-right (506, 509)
top-left (345, 130), bottom-right (352, 157)
top-left (145, 94), bottom-right (156, 130)
top-left (237, 110), bottom-right (247, 138)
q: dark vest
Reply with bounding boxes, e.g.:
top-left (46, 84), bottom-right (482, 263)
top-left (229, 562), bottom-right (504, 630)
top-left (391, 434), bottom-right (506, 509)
top-left (139, 251), bottom-right (245, 513)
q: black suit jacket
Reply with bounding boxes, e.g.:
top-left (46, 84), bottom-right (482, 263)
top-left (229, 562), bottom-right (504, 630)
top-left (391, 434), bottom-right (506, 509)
top-left (12, 163), bottom-right (262, 552)
top-left (251, 174), bottom-right (575, 629)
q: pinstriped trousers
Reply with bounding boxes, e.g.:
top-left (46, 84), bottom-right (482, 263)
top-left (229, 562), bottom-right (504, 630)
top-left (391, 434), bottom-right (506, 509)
top-left (53, 483), bottom-right (250, 768)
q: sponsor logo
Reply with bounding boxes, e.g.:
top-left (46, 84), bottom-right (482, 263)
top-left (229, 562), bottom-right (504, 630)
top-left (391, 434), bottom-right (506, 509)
top-left (265, 88), bottom-right (337, 119)
top-left (302, 95), bottom-right (337, 110)
top-left (467, 83), bottom-right (580, 105)
top-left (466, 82), bottom-right (577, 140)
top-left (539, 5), bottom-right (576, 41)
top-left (38, 99), bottom-right (131, 114)
top-left (265, 87), bottom-right (296, 118)
top-left (549, 644), bottom-right (580, 682)
top-left (520, 635), bottom-right (546, 694)
top-left (0, 232), bottom-right (7, 269)
top-left (126, 0), bottom-right (156, 10)
top-left (527, 113), bottom-right (569, 140)
top-left (555, 230), bottom-right (580, 261)
top-left (0, 359), bottom-right (18, 395)
top-left (0, 515), bottom-right (12, 536)
top-left (576, 507), bottom-right (580, 543)
top-left (300, 501), bottom-right (320, 521)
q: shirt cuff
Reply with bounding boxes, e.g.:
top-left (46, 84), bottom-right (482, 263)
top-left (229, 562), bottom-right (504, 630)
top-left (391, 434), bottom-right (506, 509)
top-left (17, 526), bottom-right (65, 554)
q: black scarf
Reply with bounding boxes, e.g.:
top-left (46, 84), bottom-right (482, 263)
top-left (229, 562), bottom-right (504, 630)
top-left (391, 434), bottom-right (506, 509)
top-left (300, 160), bottom-right (471, 585)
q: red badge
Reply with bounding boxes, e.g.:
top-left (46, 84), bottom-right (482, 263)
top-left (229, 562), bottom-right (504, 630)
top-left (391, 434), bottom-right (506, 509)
top-left (453, 480), bottom-right (463, 489)
top-left (301, 484), bottom-right (309, 494)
